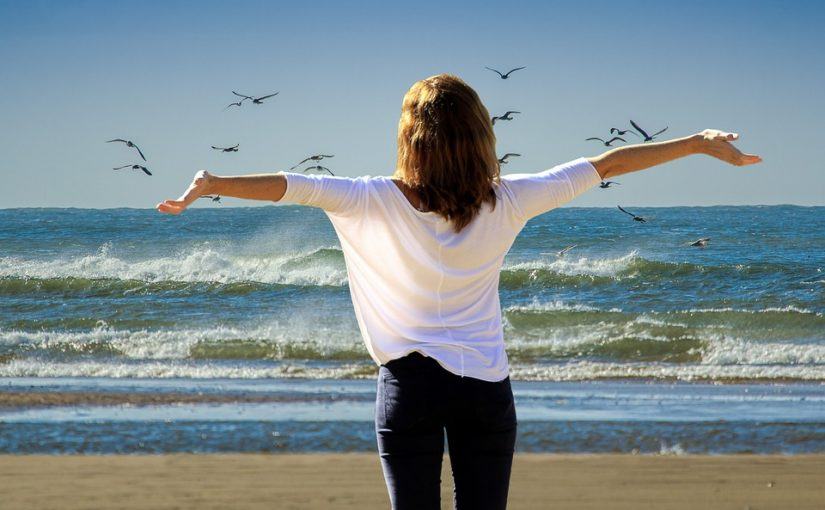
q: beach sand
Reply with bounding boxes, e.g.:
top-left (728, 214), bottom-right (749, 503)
top-left (1, 454), bottom-right (823, 509)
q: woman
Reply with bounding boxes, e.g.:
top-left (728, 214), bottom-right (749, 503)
top-left (157, 74), bottom-right (760, 509)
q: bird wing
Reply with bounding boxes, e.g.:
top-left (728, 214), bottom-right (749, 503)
top-left (505, 153), bottom-right (521, 157)
top-left (491, 116), bottom-right (498, 124)
top-left (140, 166), bottom-right (152, 176)
top-left (485, 67), bottom-right (504, 77)
top-left (321, 167), bottom-right (334, 176)
top-left (504, 66), bottom-right (526, 76)
top-left (224, 102), bottom-right (241, 109)
top-left (505, 111), bottom-right (521, 115)
top-left (232, 91), bottom-right (253, 100)
top-left (256, 93), bottom-right (279, 101)
top-left (319, 154), bottom-right (334, 158)
top-left (617, 205), bottom-right (635, 217)
top-left (106, 139), bottom-right (128, 144)
top-left (211, 146), bottom-right (222, 150)
top-left (651, 126), bottom-right (669, 137)
top-left (586, 138), bottom-right (605, 143)
top-left (113, 165), bottom-right (130, 170)
top-left (231, 144), bottom-right (239, 149)
top-left (133, 145), bottom-right (146, 161)
top-left (629, 120), bottom-right (650, 139)
top-left (608, 137), bottom-right (627, 144)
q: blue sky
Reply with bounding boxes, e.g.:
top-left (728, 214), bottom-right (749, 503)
top-left (0, 0), bottom-right (823, 208)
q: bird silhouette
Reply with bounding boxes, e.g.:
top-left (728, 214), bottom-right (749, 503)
top-left (498, 153), bottom-right (521, 164)
top-left (201, 195), bottom-right (221, 203)
top-left (586, 136), bottom-right (626, 147)
top-left (234, 91), bottom-right (279, 104)
top-left (610, 127), bottom-right (639, 137)
top-left (113, 164), bottom-right (151, 176)
top-left (106, 139), bottom-right (146, 161)
top-left (492, 111), bottom-right (520, 125)
top-left (629, 120), bottom-right (668, 142)
top-left (485, 66), bottom-right (526, 79)
top-left (689, 237), bottom-right (710, 247)
top-left (224, 101), bottom-right (244, 109)
top-left (211, 144), bottom-right (239, 153)
top-left (599, 181), bottom-right (621, 188)
top-left (303, 165), bottom-right (335, 176)
top-left (290, 154), bottom-right (334, 170)
top-left (617, 205), bottom-right (646, 223)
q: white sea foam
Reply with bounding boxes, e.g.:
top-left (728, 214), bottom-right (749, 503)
top-left (503, 251), bottom-right (639, 278)
top-left (1, 358), bottom-right (824, 381)
top-left (0, 244), bottom-right (348, 286)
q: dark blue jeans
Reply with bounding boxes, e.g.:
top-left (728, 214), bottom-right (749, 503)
top-left (375, 352), bottom-right (518, 510)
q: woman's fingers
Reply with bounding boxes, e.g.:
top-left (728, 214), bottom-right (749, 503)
top-left (740, 153), bottom-right (762, 165)
top-left (156, 199), bottom-right (190, 215)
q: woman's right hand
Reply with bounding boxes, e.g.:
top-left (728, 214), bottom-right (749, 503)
top-left (697, 129), bottom-right (762, 166)
top-left (156, 170), bottom-right (215, 215)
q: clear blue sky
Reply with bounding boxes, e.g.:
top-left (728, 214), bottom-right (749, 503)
top-left (1, 0), bottom-right (823, 208)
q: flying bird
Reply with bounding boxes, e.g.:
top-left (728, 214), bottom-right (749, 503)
top-left (234, 91), bottom-right (279, 104)
top-left (492, 111), bottom-right (520, 125)
top-left (498, 153), bottom-right (521, 164)
top-left (290, 154), bottom-right (334, 170)
top-left (629, 120), bottom-right (668, 142)
top-left (689, 237), bottom-right (710, 247)
top-left (113, 164), bottom-right (151, 176)
top-left (106, 139), bottom-right (146, 161)
top-left (586, 136), bottom-right (626, 147)
top-left (617, 205), bottom-right (646, 223)
top-left (599, 181), bottom-right (621, 188)
top-left (557, 244), bottom-right (577, 257)
top-left (303, 165), bottom-right (335, 176)
top-left (224, 101), bottom-right (244, 109)
top-left (485, 66), bottom-right (526, 79)
top-left (610, 127), bottom-right (639, 137)
top-left (211, 144), bottom-right (239, 153)
top-left (201, 195), bottom-right (221, 203)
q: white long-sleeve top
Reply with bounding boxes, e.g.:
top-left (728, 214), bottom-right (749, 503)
top-left (279, 157), bottom-right (601, 381)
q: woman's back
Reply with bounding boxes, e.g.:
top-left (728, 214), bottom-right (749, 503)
top-left (279, 157), bottom-right (600, 381)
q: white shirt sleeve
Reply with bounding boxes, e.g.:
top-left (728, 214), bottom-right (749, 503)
top-left (500, 157), bottom-right (601, 220)
top-left (278, 172), bottom-right (366, 216)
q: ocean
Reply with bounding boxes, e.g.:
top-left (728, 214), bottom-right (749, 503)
top-left (1, 205), bottom-right (824, 454)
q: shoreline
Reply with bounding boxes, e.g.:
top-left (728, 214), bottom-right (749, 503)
top-left (1, 453), bottom-right (823, 509)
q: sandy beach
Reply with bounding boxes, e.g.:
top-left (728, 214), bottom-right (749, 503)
top-left (0, 454), bottom-right (822, 510)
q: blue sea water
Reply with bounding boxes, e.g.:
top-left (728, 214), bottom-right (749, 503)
top-left (1, 205), bottom-right (824, 453)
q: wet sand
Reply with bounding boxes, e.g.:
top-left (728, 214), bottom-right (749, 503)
top-left (0, 454), bottom-right (823, 510)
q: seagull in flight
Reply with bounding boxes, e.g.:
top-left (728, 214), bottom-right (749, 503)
top-left (586, 136), bottom-right (626, 147)
top-left (201, 195), bottom-right (221, 203)
top-left (234, 91), bottom-right (279, 104)
top-left (617, 205), bottom-right (646, 223)
top-left (630, 120), bottom-right (668, 142)
top-left (599, 181), bottom-right (621, 188)
top-left (689, 237), bottom-right (710, 247)
top-left (106, 139), bottom-right (146, 161)
top-left (485, 66), bottom-right (526, 79)
top-left (211, 144), bottom-right (239, 153)
top-left (113, 164), bottom-right (151, 176)
top-left (492, 111), bottom-right (520, 125)
top-left (224, 100), bottom-right (244, 109)
top-left (290, 154), bottom-right (334, 170)
top-left (610, 127), bottom-right (639, 137)
top-left (498, 153), bottom-right (521, 164)
top-left (303, 165), bottom-right (335, 176)
top-left (557, 244), bottom-right (577, 257)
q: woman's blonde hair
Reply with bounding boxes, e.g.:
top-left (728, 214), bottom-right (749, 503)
top-left (395, 74), bottom-right (499, 232)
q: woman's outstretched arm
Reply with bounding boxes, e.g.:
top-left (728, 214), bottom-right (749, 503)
top-left (156, 171), bottom-right (286, 215)
top-left (587, 129), bottom-right (762, 179)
